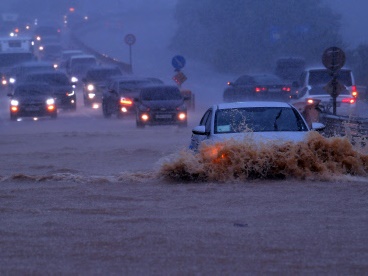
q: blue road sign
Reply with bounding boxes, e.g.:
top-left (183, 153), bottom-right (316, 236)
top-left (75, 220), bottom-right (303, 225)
top-left (172, 55), bottom-right (186, 70)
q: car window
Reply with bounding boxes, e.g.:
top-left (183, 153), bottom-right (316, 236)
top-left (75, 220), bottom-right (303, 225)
top-left (235, 75), bottom-right (253, 85)
top-left (309, 69), bottom-right (352, 86)
top-left (199, 109), bottom-right (212, 133)
top-left (253, 75), bottom-right (283, 84)
top-left (140, 87), bottom-right (182, 101)
top-left (14, 86), bottom-right (50, 96)
top-left (214, 107), bottom-right (308, 133)
top-left (26, 74), bottom-right (69, 85)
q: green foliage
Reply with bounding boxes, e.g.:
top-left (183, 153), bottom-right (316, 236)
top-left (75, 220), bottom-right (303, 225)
top-left (172, 0), bottom-right (344, 73)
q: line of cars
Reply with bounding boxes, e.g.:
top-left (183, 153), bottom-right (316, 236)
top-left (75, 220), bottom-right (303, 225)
top-left (192, 63), bottom-right (359, 153)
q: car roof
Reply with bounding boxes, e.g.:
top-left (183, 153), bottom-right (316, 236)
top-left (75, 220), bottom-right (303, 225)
top-left (86, 65), bottom-right (120, 71)
top-left (15, 81), bottom-right (52, 89)
top-left (69, 54), bottom-right (96, 59)
top-left (216, 101), bottom-right (292, 110)
top-left (14, 61), bottom-right (54, 67)
top-left (24, 70), bottom-right (68, 76)
top-left (108, 75), bottom-right (153, 82)
top-left (305, 67), bottom-right (352, 72)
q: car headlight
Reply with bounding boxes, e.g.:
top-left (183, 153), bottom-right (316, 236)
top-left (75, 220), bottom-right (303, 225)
top-left (178, 112), bottom-right (186, 120)
top-left (71, 76), bottom-right (78, 83)
top-left (10, 99), bottom-right (19, 106)
top-left (39, 46), bottom-right (44, 51)
top-left (88, 93), bottom-right (96, 99)
top-left (53, 64), bottom-right (58, 69)
top-left (46, 98), bottom-right (55, 105)
top-left (87, 84), bottom-right (95, 91)
top-left (120, 97), bottom-right (133, 105)
top-left (9, 78), bottom-right (16, 84)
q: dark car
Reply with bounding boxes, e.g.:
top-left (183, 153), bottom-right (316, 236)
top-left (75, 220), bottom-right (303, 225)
top-left (22, 71), bottom-right (76, 110)
top-left (135, 85), bottom-right (188, 128)
top-left (0, 52), bottom-right (36, 88)
top-left (39, 43), bottom-right (63, 63)
top-left (7, 61), bottom-right (56, 89)
top-left (102, 76), bottom-right (159, 118)
top-left (223, 73), bottom-right (291, 102)
top-left (7, 82), bottom-right (57, 120)
top-left (82, 66), bottom-right (122, 108)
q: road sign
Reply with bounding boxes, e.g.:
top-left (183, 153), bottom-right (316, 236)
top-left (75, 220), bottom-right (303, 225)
top-left (172, 55), bottom-right (186, 70)
top-left (173, 71), bottom-right (187, 86)
top-left (124, 34), bottom-right (136, 45)
top-left (323, 78), bottom-right (346, 97)
top-left (322, 47), bottom-right (345, 72)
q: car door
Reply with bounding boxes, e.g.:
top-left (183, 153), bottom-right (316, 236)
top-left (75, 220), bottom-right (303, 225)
top-left (189, 108), bottom-right (213, 151)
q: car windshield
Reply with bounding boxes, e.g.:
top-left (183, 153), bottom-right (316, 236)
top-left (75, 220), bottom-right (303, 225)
top-left (26, 74), bottom-right (69, 85)
top-left (14, 85), bottom-right (50, 96)
top-left (214, 107), bottom-right (308, 133)
top-left (118, 80), bottom-right (152, 94)
top-left (309, 70), bottom-right (352, 86)
top-left (86, 69), bottom-right (121, 81)
top-left (0, 53), bottom-right (34, 67)
top-left (71, 58), bottom-right (97, 67)
top-left (44, 45), bottom-right (62, 54)
top-left (141, 87), bottom-right (182, 101)
top-left (253, 75), bottom-right (283, 84)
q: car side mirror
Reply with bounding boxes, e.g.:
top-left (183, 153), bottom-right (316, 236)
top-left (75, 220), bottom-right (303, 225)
top-left (183, 95), bottom-right (191, 101)
top-left (311, 122), bottom-right (325, 131)
top-left (192, 125), bottom-right (207, 135)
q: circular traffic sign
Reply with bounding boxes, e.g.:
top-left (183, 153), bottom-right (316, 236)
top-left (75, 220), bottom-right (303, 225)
top-left (124, 34), bottom-right (136, 45)
top-left (171, 55), bottom-right (186, 70)
top-left (322, 46), bottom-right (345, 72)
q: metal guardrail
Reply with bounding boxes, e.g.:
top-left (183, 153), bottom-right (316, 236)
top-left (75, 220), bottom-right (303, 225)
top-left (67, 14), bottom-right (132, 74)
top-left (69, 32), bottom-right (132, 73)
top-left (320, 113), bottom-right (368, 140)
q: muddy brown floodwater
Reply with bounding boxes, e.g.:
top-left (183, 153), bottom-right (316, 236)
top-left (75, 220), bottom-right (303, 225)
top-left (0, 119), bottom-right (367, 274)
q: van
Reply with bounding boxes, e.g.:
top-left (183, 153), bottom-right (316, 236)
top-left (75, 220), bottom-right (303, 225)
top-left (66, 54), bottom-right (98, 80)
top-left (292, 67), bottom-right (357, 115)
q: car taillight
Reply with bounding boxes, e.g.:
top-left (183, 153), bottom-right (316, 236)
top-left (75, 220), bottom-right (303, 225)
top-left (282, 86), bottom-right (291, 92)
top-left (351, 85), bottom-right (358, 98)
top-left (342, 98), bottom-right (356, 104)
top-left (255, 87), bottom-right (267, 92)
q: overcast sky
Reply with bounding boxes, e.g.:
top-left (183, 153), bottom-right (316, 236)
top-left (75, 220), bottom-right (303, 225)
top-left (324, 0), bottom-right (368, 47)
top-left (2, 0), bottom-right (367, 47)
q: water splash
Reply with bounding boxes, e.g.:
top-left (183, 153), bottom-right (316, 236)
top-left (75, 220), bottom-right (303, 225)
top-left (159, 132), bottom-right (368, 182)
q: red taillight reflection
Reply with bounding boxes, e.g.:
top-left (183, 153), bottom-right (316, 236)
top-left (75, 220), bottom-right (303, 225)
top-left (282, 86), bottom-right (291, 92)
top-left (255, 87), bottom-right (267, 92)
top-left (342, 98), bottom-right (356, 104)
top-left (351, 85), bottom-right (358, 97)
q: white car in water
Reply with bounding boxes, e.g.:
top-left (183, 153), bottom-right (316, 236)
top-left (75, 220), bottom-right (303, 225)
top-left (189, 101), bottom-right (325, 151)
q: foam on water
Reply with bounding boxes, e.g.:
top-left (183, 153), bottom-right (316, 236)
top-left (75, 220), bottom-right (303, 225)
top-left (0, 172), bottom-right (157, 184)
top-left (159, 132), bottom-right (368, 182)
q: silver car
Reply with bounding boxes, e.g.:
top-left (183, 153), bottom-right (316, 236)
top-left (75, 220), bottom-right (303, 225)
top-left (189, 101), bottom-right (325, 151)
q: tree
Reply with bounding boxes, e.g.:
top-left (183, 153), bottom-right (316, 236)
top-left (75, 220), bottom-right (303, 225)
top-left (171, 0), bottom-right (344, 73)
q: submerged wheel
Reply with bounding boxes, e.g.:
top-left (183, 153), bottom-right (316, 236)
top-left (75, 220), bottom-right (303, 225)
top-left (136, 120), bottom-right (145, 128)
top-left (102, 103), bottom-right (112, 118)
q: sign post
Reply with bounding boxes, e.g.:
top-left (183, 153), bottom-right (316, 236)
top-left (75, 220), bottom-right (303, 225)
top-left (171, 55), bottom-right (187, 88)
top-left (322, 46), bottom-right (346, 115)
top-left (124, 34), bottom-right (136, 73)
